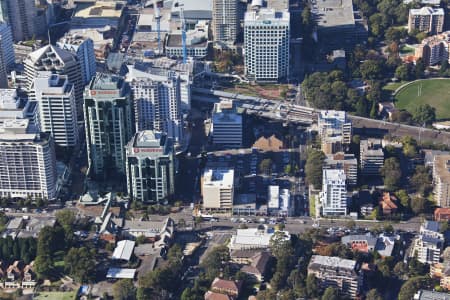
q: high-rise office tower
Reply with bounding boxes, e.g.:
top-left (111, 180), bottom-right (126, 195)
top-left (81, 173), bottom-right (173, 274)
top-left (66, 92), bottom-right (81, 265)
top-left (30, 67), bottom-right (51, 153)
top-left (84, 73), bottom-right (133, 180)
top-left (0, 0), bottom-right (37, 41)
top-left (127, 65), bottom-right (183, 143)
top-left (0, 118), bottom-right (57, 200)
top-left (57, 34), bottom-right (96, 85)
top-left (125, 130), bottom-right (175, 204)
top-left (33, 73), bottom-right (78, 147)
top-left (24, 45), bottom-right (84, 118)
top-left (0, 22), bottom-right (13, 88)
top-left (212, 0), bottom-right (239, 46)
top-left (244, 4), bottom-right (290, 82)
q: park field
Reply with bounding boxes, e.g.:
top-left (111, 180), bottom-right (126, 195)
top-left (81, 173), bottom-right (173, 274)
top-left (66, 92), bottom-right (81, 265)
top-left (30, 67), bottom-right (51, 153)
top-left (395, 79), bottom-right (450, 120)
top-left (34, 291), bottom-right (77, 300)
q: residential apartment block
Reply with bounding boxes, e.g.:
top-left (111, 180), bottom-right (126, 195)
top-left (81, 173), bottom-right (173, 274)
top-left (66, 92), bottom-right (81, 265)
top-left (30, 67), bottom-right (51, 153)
top-left (244, 5), bottom-right (290, 82)
top-left (360, 139), bottom-right (384, 176)
top-left (408, 7), bottom-right (444, 34)
top-left (127, 63), bottom-right (183, 143)
top-left (210, 99), bottom-right (242, 148)
top-left (318, 110), bottom-right (352, 154)
top-left (319, 169), bottom-right (347, 216)
top-left (415, 32), bottom-right (450, 66)
top-left (433, 154), bottom-right (450, 207)
top-left (125, 130), bottom-right (175, 204)
top-left (308, 255), bottom-right (363, 298)
top-left (33, 73), bottom-right (78, 147)
top-left (324, 152), bottom-right (358, 186)
top-left (84, 73), bottom-right (133, 179)
top-left (0, 119), bottom-right (57, 200)
top-left (412, 221), bottom-right (445, 264)
top-left (202, 167), bottom-right (234, 213)
top-left (212, 0), bottom-right (239, 47)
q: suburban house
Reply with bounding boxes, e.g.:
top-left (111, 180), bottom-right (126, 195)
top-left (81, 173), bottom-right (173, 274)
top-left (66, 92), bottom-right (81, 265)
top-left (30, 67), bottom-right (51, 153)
top-left (210, 278), bottom-right (242, 298)
top-left (240, 251), bottom-right (272, 282)
top-left (379, 192), bottom-right (398, 215)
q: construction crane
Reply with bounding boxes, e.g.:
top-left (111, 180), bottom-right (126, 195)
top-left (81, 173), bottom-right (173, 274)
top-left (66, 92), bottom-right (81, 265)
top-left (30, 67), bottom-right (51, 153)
top-left (180, 6), bottom-right (187, 64)
top-left (154, 0), bottom-right (162, 55)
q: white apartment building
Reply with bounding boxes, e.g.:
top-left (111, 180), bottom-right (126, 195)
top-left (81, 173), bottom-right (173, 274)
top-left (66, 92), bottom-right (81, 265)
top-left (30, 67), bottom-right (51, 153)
top-left (408, 7), bottom-right (444, 34)
top-left (57, 34), bottom-right (96, 85)
top-left (244, 6), bottom-right (290, 82)
top-left (24, 45), bottom-right (83, 118)
top-left (125, 130), bottom-right (175, 204)
top-left (202, 168), bottom-right (234, 213)
top-left (212, 0), bottom-right (239, 46)
top-left (319, 169), bottom-right (347, 216)
top-left (412, 221), bottom-right (445, 264)
top-left (127, 64), bottom-right (183, 143)
top-left (324, 152), bottom-right (358, 186)
top-left (84, 73), bottom-right (133, 179)
top-left (360, 139), bottom-right (384, 176)
top-left (33, 73), bottom-right (78, 147)
top-left (267, 185), bottom-right (292, 216)
top-left (433, 155), bottom-right (450, 207)
top-left (210, 99), bottom-right (242, 148)
top-left (0, 119), bottom-right (57, 200)
top-left (318, 110), bottom-right (352, 144)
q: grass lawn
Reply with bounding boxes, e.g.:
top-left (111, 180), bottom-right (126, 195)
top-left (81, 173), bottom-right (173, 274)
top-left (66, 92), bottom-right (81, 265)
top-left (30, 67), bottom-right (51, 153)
top-left (309, 195), bottom-right (316, 217)
top-left (395, 79), bottom-right (450, 120)
top-left (400, 45), bottom-right (415, 54)
top-left (35, 291), bottom-right (77, 300)
top-left (383, 81), bottom-right (407, 92)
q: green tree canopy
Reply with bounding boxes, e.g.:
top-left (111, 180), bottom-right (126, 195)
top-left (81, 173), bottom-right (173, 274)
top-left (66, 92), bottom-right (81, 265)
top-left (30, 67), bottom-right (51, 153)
top-left (381, 157), bottom-right (402, 191)
top-left (412, 104), bottom-right (436, 126)
top-left (113, 279), bottom-right (136, 300)
top-left (305, 149), bottom-right (325, 190)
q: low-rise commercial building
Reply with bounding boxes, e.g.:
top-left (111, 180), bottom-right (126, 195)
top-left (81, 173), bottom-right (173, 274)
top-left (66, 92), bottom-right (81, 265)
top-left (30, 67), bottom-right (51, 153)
top-left (229, 226), bottom-right (289, 251)
top-left (202, 168), bottom-right (234, 213)
top-left (267, 185), bottom-right (292, 216)
top-left (308, 255), bottom-right (363, 298)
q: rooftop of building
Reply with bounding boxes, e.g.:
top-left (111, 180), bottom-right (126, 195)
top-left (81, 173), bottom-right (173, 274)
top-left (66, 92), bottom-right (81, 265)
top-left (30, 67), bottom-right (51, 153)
top-left (312, 0), bottom-right (355, 29)
top-left (212, 100), bottom-right (242, 123)
top-left (89, 73), bottom-right (123, 90)
top-left (170, 0), bottom-right (213, 19)
top-left (434, 154), bottom-right (450, 183)
top-left (244, 7), bottom-right (290, 23)
top-left (203, 168), bottom-right (234, 187)
top-left (74, 1), bottom-right (125, 19)
top-left (414, 290), bottom-right (450, 300)
top-left (323, 168), bottom-right (346, 182)
top-left (309, 255), bottom-right (357, 271)
top-left (27, 45), bottom-right (77, 65)
top-left (410, 6), bottom-right (444, 15)
top-left (319, 110), bottom-right (347, 121)
top-left (341, 234), bottom-right (378, 247)
top-left (423, 220), bottom-right (441, 233)
top-left (0, 89), bottom-right (19, 110)
top-left (325, 152), bottom-right (357, 164)
top-left (360, 138), bottom-right (384, 153)
top-left (166, 33), bottom-right (208, 48)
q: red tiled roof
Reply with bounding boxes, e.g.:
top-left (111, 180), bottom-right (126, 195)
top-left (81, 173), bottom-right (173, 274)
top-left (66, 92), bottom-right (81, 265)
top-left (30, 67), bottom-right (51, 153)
top-left (204, 291), bottom-right (232, 300)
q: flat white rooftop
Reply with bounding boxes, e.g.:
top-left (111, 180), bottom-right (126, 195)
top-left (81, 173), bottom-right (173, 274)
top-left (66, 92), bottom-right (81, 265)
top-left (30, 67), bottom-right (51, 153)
top-left (112, 240), bottom-right (135, 261)
top-left (106, 268), bottom-right (136, 279)
top-left (203, 168), bottom-right (234, 187)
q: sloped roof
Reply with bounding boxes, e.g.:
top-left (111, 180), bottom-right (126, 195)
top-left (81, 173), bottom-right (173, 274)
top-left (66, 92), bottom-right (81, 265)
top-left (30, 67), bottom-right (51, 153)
top-left (28, 45), bottom-right (77, 65)
top-left (112, 240), bottom-right (135, 261)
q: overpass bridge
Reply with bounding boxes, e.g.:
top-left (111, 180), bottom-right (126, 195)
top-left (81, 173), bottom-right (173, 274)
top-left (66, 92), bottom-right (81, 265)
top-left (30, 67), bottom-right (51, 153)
top-left (191, 87), bottom-right (315, 125)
